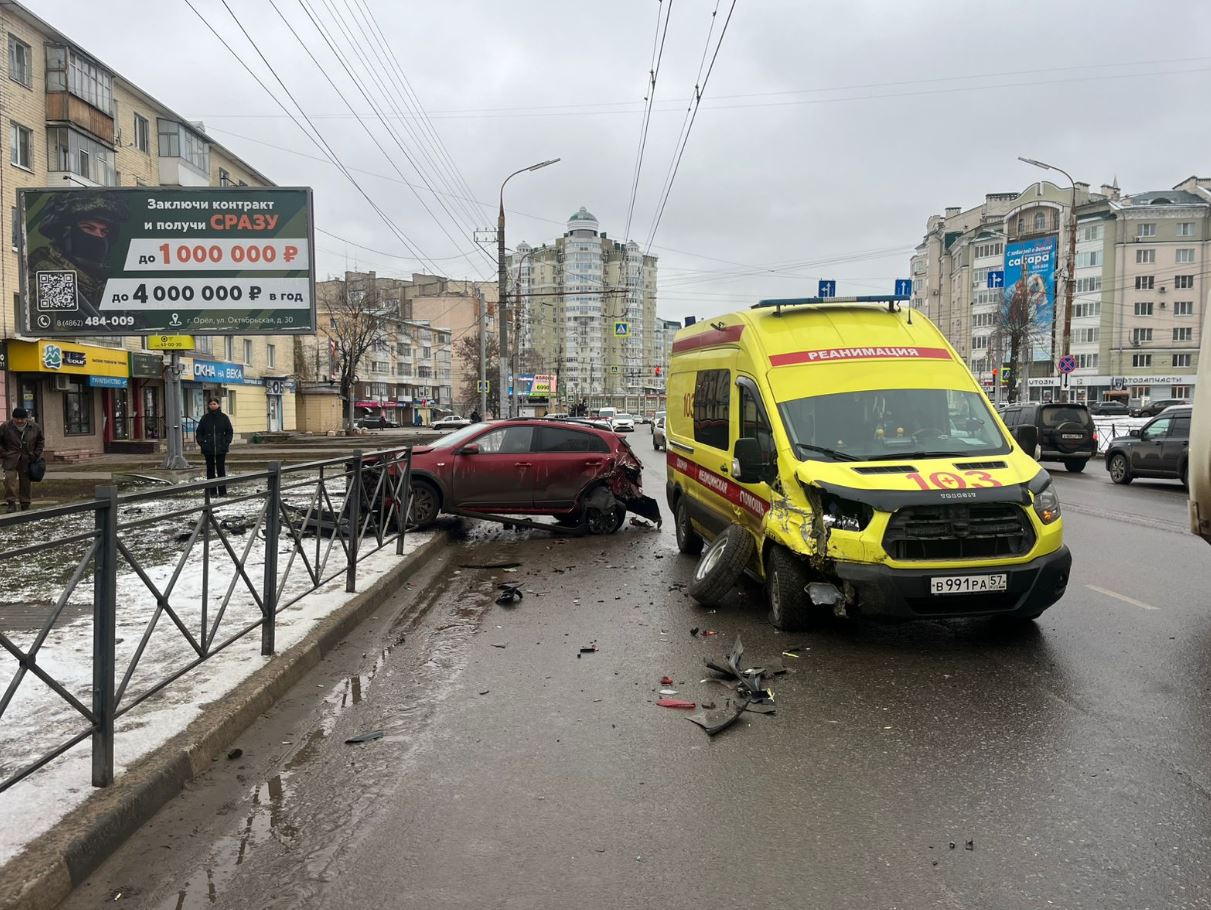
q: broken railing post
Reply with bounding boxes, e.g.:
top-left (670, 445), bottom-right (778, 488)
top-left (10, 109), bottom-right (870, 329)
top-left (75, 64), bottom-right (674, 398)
top-left (91, 485), bottom-right (118, 787)
top-left (397, 448), bottom-right (412, 556)
top-left (261, 461), bottom-right (281, 655)
top-left (346, 452), bottom-right (363, 593)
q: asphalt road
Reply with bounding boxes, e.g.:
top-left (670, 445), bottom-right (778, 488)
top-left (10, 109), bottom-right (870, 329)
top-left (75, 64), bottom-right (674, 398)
top-left (62, 434), bottom-right (1211, 910)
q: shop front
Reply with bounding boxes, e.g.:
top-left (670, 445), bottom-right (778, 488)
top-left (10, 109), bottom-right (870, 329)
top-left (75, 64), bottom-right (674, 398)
top-left (6, 339), bottom-right (130, 459)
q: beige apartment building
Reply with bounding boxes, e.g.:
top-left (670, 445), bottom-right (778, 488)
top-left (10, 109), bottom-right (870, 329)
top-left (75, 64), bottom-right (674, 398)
top-left (0, 1), bottom-right (294, 458)
top-left (911, 175), bottom-right (1208, 404)
top-left (403, 274), bottom-right (497, 415)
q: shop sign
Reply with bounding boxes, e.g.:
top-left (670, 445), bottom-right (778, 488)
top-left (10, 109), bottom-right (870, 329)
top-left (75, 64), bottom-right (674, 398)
top-left (130, 351), bottom-right (163, 379)
top-left (7, 339), bottom-right (128, 378)
top-left (192, 359), bottom-right (245, 384)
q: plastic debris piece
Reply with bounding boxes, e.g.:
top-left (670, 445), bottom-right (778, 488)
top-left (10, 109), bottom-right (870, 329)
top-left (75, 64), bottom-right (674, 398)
top-left (344, 730), bottom-right (385, 745)
top-left (496, 584), bottom-right (523, 606)
top-left (479, 689), bottom-right (490, 695)
top-left (491, 643), bottom-right (508, 649)
top-left (686, 699), bottom-right (747, 735)
top-left (656, 698), bottom-right (696, 709)
top-left (701, 629), bottom-right (718, 637)
top-left (658, 688), bottom-right (678, 696)
top-left (965, 840), bottom-right (975, 851)
top-left (690, 627), bottom-right (700, 638)
top-left (807, 582), bottom-right (843, 606)
top-left (782, 651), bottom-right (801, 659)
top-left (660, 676), bottom-right (674, 686)
top-left (460, 562), bottom-right (522, 569)
top-left (226, 748), bottom-right (243, 760)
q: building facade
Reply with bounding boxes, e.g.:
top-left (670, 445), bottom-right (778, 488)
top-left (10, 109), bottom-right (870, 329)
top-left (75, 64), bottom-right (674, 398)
top-left (508, 207), bottom-right (660, 412)
top-left (912, 175), bottom-right (1208, 404)
top-left (0, 1), bottom-right (294, 458)
top-left (404, 274), bottom-right (497, 415)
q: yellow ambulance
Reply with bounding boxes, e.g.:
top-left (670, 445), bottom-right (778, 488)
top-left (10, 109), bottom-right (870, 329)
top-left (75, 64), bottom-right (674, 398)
top-left (665, 296), bottom-right (1071, 629)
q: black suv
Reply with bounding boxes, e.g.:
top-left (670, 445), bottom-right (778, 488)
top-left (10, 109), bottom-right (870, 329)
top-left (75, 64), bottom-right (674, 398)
top-left (1130, 397), bottom-right (1190, 418)
top-left (1104, 406), bottom-right (1192, 487)
top-left (1000, 402), bottom-right (1097, 472)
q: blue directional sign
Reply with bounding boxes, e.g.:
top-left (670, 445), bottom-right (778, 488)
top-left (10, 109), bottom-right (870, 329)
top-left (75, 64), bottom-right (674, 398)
top-left (986, 270), bottom-right (1005, 289)
top-left (613, 321), bottom-right (630, 337)
top-left (818, 280), bottom-right (836, 298)
top-left (894, 279), bottom-right (913, 297)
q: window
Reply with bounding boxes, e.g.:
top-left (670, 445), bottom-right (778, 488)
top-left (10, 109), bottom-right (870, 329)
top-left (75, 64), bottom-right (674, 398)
top-left (9, 121), bottom-right (31, 168)
top-left (8, 35), bottom-right (31, 87)
top-left (1178, 222), bottom-right (1195, 237)
top-left (266, 343), bottom-right (276, 369)
top-left (972, 335), bottom-right (988, 349)
top-left (1132, 328), bottom-right (1153, 344)
top-left (473, 426), bottom-right (533, 454)
top-left (47, 127), bottom-right (117, 185)
top-left (62, 378), bottom-right (92, 435)
top-left (1132, 354), bottom-right (1152, 368)
top-left (1176, 248), bottom-right (1195, 264)
top-left (1135, 249), bottom-right (1155, 264)
top-left (157, 119), bottom-right (210, 173)
top-left (1073, 328), bottom-right (1098, 344)
top-left (1175, 274), bottom-right (1194, 289)
top-left (1134, 302), bottom-right (1153, 316)
top-left (973, 241), bottom-right (1002, 259)
top-left (1141, 417), bottom-right (1171, 442)
top-left (223, 336), bottom-right (234, 361)
top-left (1033, 212), bottom-right (1047, 232)
top-left (1169, 415), bottom-right (1191, 438)
top-left (9, 205), bottom-right (17, 250)
top-left (1173, 386), bottom-right (1191, 399)
top-left (1174, 300), bottom-right (1194, 316)
top-left (535, 426), bottom-right (608, 453)
top-left (1173, 327), bottom-right (1193, 342)
top-left (243, 339), bottom-right (253, 364)
top-left (1078, 223), bottom-right (1103, 242)
top-left (1135, 276), bottom-right (1154, 291)
top-left (1075, 250), bottom-right (1102, 268)
top-left (693, 369), bottom-right (730, 450)
top-left (219, 167), bottom-right (232, 186)
top-left (1076, 353), bottom-right (1098, 369)
top-left (422, 346), bottom-right (431, 359)
top-left (225, 391), bottom-right (237, 415)
top-left (46, 47), bottom-right (112, 113)
top-left (133, 113), bottom-right (149, 153)
top-left (737, 381), bottom-right (775, 476)
top-left (1137, 223), bottom-right (1156, 237)
top-left (1075, 276), bottom-right (1102, 294)
top-left (1073, 301), bottom-right (1100, 318)
top-left (1173, 354), bottom-right (1192, 368)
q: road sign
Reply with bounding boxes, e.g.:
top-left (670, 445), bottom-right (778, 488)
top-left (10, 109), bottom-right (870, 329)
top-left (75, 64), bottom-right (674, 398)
top-left (986, 271), bottom-right (1004, 289)
top-left (476, 379), bottom-right (490, 393)
top-left (147, 334), bottom-right (194, 350)
top-left (609, 365), bottom-right (620, 374)
top-left (613, 321), bottom-right (630, 337)
top-left (1057, 354), bottom-right (1077, 375)
top-left (1112, 376), bottom-right (1127, 391)
top-left (894, 279), bottom-right (912, 297)
top-left (818, 280), bottom-right (836, 298)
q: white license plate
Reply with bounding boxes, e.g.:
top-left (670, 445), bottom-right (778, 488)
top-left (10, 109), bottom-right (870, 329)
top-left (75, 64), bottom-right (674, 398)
top-left (1062, 434), bottom-right (1084, 440)
top-left (929, 574), bottom-right (1008, 595)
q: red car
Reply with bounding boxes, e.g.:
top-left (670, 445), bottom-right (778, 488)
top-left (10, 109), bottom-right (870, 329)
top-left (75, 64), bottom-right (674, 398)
top-left (398, 419), bottom-right (658, 534)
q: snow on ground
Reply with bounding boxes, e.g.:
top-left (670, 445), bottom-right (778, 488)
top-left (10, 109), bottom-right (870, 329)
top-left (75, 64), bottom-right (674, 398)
top-left (0, 473), bottom-right (430, 865)
top-left (1093, 416), bottom-right (1149, 454)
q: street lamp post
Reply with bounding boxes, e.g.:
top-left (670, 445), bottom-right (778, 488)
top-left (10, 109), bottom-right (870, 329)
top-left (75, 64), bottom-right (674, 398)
top-left (497, 158), bottom-right (559, 418)
top-left (1018, 156), bottom-right (1079, 402)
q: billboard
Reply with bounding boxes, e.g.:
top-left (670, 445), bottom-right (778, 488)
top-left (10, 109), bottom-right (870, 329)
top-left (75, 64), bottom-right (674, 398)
top-left (19, 186), bottom-right (315, 336)
top-left (1003, 237), bottom-right (1056, 362)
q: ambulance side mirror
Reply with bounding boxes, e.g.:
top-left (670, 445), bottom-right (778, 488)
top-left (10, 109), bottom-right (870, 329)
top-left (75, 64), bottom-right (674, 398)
top-left (1012, 424), bottom-right (1039, 457)
top-left (733, 437), bottom-right (768, 484)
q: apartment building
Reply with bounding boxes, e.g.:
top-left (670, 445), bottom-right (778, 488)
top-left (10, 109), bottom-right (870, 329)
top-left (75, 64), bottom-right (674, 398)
top-left (0, 1), bottom-right (294, 458)
top-left (298, 273), bottom-right (454, 430)
top-left (508, 207), bottom-right (659, 409)
top-left (403, 274), bottom-right (497, 414)
top-left (913, 175), bottom-right (1209, 403)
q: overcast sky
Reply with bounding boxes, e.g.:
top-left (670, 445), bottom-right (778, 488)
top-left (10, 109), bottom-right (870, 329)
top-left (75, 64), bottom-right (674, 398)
top-left (30, 0), bottom-right (1211, 322)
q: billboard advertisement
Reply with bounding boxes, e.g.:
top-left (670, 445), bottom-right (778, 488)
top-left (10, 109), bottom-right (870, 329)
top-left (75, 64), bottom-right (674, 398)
top-left (19, 186), bottom-right (315, 336)
top-left (1003, 237), bottom-right (1056, 362)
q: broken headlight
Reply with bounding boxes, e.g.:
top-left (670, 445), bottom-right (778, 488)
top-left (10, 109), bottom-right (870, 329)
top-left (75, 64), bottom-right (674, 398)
top-left (1032, 480), bottom-right (1061, 524)
top-left (819, 491), bottom-right (874, 532)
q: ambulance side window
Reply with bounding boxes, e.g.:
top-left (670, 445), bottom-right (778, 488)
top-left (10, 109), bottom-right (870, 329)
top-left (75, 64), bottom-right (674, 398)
top-left (737, 380), bottom-right (775, 470)
top-left (693, 369), bottom-right (730, 450)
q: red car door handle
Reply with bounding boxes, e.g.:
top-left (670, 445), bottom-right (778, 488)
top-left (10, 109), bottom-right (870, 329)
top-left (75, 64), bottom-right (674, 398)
top-left (583, 459), bottom-right (603, 465)
top-left (514, 462), bottom-right (532, 467)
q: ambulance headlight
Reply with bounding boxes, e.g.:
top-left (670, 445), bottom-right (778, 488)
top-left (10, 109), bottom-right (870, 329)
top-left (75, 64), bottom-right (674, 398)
top-left (1032, 481), bottom-right (1061, 524)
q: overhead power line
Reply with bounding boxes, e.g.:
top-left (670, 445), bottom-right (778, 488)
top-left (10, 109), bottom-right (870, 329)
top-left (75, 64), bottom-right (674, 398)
top-left (623, 0), bottom-right (675, 243)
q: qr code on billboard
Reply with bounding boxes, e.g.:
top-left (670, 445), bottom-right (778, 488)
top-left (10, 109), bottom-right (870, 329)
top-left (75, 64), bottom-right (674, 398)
top-left (36, 270), bottom-right (78, 312)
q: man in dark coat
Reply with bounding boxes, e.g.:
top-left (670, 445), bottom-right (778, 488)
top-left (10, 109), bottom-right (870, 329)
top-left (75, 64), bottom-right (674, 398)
top-left (194, 398), bottom-right (233, 496)
top-left (0, 408), bottom-right (45, 512)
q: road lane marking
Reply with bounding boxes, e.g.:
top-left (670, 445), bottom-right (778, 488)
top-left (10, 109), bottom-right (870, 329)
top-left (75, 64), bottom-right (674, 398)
top-left (1086, 584), bottom-right (1160, 611)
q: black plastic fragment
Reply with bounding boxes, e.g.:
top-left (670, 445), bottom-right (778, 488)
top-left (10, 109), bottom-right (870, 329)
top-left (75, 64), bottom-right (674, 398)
top-left (496, 583), bottom-right (523, 605)
top-left (344, 730), bottom-right (385, 744)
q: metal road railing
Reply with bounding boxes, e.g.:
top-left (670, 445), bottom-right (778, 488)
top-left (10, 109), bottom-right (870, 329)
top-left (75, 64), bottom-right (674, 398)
top-left (0, 447), bottom-right (412, 793)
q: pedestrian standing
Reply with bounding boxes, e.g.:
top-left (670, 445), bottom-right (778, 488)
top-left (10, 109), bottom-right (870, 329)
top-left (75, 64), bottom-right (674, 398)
top-left (195, 398), bottom-right (233, 496)
top-left (0, 408), bottom-right (45, 512)
top-left (469, 409), bottom-right (481, 423)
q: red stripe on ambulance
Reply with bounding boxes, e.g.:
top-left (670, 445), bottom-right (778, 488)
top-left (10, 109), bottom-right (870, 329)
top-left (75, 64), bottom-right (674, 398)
top-left (769, 345), bottom-right (951, 367)
top-left (671, 324), bottom-right (745, 354)
top-left (668, 452), bottom-right (768, 519)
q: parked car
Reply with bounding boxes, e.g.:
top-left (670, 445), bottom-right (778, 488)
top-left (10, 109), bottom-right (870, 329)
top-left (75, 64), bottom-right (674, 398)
top-left (1104, 406), bottom-right (1192, 487)
top-left (356, 415), bottom-right (399, 429)
top-left (545, 416), bottom-right (614, 432)
top-left (388, 419), bottom-right (657, 533)
top-left (652, 416), bottom-right (666, 450)
top-left (610, 413), bottom-right (636, 433)
top-left (1088, 400), bottom-right (1129, 417)
top-left (431, 415), bottom-right (472, 431)
top-left (1131, 398), bottom-right (1190, 418)
top-left (651, 410), bottom-right (666, 434)
top-left (999, 402), bottom-right (1097, 472)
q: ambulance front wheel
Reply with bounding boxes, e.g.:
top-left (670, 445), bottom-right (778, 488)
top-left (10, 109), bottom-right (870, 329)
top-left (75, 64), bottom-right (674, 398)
top-left (766, 546), bottom-right (813, 632)
top-left (674, 496), bottom-right (703, 556)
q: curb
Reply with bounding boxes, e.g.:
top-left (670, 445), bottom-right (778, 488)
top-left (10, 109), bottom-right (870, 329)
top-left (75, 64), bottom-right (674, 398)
top-left (0, 531), bottom-right (452, 910)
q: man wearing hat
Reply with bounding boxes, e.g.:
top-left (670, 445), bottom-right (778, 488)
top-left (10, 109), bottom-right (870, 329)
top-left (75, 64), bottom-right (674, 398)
top-left (0, 408), bottom-right (45, 512)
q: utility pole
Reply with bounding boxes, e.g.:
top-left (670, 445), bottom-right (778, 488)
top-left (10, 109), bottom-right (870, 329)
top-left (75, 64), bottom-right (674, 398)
top-left (476, 286), bottom-right (487, 418)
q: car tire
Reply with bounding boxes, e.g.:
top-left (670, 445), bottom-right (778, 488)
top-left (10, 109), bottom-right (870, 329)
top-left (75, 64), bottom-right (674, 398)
top-left (674, 495), bottom-right (704, 556)
top-left (1108, 453), bottom-right (1133, 485)
top-left (583, 487), bottom-right (625, 535)
top-left (765, 546), bottom-right (813, 632)
top-left (688, 524), bottom-right (754, 607)
top-left (1180, 461), bottom-right (1189, 489)
top-left (408, 479), bottom-right (441, 527)
top-left (1064, 458), bottom-right (1087, 473)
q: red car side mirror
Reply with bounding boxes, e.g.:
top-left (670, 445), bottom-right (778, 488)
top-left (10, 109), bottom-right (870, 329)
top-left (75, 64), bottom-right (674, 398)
top-left (457, 444), bottom-right (480, 455)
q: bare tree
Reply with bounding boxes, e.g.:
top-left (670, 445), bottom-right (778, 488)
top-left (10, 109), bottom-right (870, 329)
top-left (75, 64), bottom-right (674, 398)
top-left (454, 329), bottom-right (499, 417)
top-left (321, 278), bottom-right (391, 430)
top-left (991, 281), bottom-right (1052, 403)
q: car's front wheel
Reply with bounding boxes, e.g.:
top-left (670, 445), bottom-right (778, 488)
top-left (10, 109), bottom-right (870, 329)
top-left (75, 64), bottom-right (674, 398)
top-left (1108, 453), bottom-right (1133, 485)
top-left (766, 546), bottom-right (813, 631)
top-left (674, 496), bottom-right (703, 556)
top-left (408, 479), bottom-right (441, 526)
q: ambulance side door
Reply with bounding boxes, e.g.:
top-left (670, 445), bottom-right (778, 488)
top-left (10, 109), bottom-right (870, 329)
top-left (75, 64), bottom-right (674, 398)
top-left (731, 375), bottom-right (776, 534)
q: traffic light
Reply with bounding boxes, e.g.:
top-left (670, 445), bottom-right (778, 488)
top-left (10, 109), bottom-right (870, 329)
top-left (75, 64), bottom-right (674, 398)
top-left (654, 366), bottom-right (662, 376)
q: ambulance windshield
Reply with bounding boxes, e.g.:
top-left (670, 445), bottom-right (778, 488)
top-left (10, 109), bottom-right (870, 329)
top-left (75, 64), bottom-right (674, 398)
top-left (779, 388), bottom-right (1009, 462)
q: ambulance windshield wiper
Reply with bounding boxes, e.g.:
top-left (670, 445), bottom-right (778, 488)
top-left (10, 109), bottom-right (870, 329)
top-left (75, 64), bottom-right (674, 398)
top-left (794, 443), bottom-right (860, 462)
top-left (864, 450), bottom-right (967, 461)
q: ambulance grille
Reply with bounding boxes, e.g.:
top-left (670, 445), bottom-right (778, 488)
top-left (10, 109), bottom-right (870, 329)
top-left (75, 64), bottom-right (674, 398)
top-left (952, 460), bottom-right (1008, 470)
top-left (852, 465), bottom-right (917, 474)
top-left (882, 503), bottom-right (1034, 561)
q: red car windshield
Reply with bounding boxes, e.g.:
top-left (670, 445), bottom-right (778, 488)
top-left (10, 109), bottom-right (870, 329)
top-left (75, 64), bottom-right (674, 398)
top-left (428, 423), bottom-right (484, 449)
